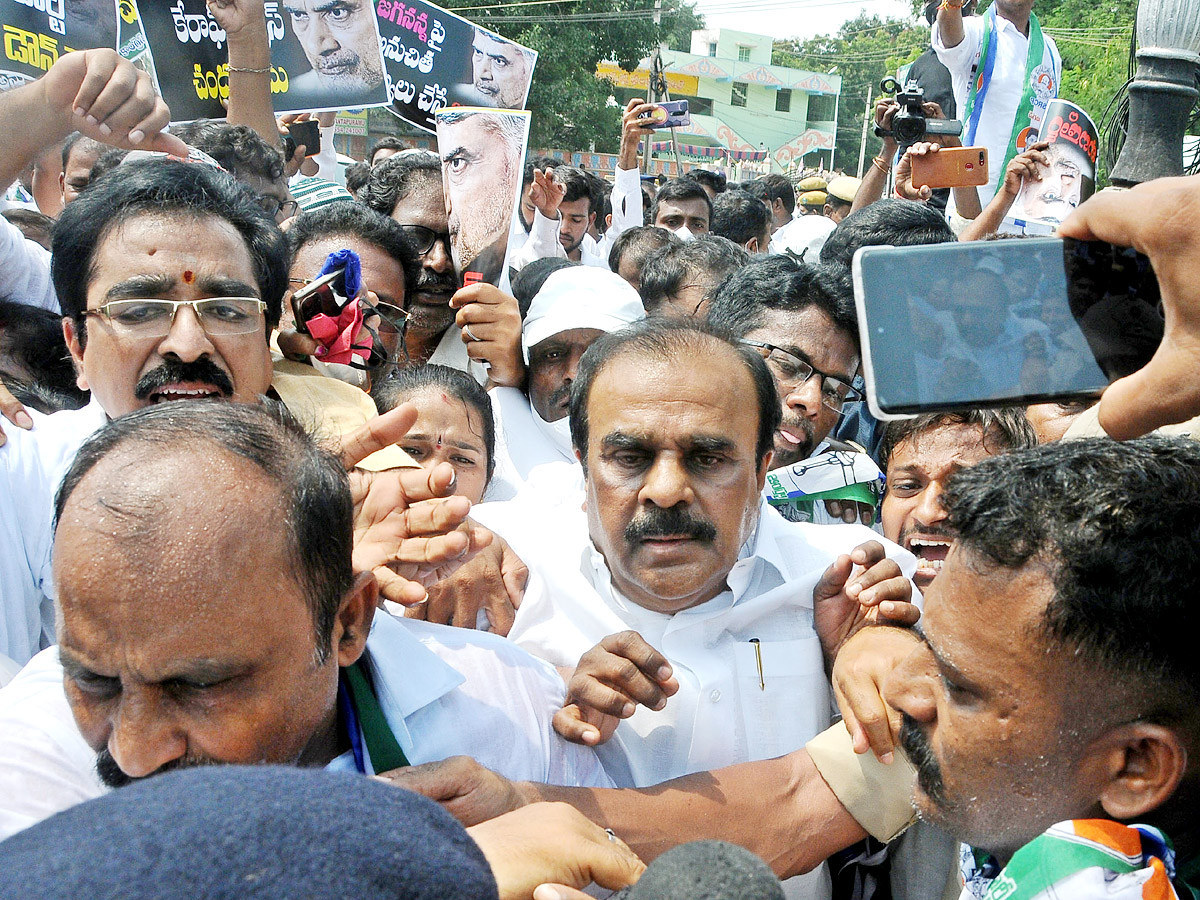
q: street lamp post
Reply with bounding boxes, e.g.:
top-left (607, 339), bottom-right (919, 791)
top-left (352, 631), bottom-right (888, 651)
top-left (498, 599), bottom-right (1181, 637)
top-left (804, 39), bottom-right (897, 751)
top-left (1109, 0), bottom-right (1200, 186)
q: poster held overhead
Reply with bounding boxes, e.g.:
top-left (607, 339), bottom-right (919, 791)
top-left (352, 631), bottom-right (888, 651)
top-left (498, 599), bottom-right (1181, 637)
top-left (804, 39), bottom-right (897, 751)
top-left (132, 0), bottom-right (390, 123)
top-left (378, 1), bottom-right (536, 133)
top-left (435, 106), bottom-right (530, 288)
top-left (0, 0), bottom-right (119, 89)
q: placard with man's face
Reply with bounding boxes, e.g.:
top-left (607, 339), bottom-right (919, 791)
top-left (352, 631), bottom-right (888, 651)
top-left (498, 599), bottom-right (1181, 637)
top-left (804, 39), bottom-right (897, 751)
top-left (435, 107), bottom-right (530, 288)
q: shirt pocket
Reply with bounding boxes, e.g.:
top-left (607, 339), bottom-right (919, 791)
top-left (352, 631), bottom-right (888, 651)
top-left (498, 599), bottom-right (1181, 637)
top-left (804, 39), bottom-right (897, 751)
top-left (733, 636), bottom-right (831, 760)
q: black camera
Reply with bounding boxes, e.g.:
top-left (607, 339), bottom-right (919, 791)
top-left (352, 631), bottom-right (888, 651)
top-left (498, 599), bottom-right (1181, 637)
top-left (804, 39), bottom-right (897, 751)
top-left (874, 78), bottom-right (963, 146)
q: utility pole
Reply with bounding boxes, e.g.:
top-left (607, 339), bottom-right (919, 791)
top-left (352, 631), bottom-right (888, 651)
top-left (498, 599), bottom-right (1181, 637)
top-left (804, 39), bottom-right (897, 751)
top-left (856, 83), bottom-right (873, 177)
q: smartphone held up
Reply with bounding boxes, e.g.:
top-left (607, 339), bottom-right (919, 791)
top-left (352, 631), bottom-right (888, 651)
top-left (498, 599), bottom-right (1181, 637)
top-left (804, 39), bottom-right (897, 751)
top-left (852, 237), bottom-right (1163, 420)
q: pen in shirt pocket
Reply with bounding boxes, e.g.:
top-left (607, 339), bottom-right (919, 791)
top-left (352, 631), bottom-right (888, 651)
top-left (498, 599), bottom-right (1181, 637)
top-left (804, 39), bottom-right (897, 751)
top-left (750, 638), bottom-right (765, 691)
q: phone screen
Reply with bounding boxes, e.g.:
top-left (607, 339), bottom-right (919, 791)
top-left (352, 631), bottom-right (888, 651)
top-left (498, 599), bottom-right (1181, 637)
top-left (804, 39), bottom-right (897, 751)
top-left (852, 237), bottom-right (1163, 418)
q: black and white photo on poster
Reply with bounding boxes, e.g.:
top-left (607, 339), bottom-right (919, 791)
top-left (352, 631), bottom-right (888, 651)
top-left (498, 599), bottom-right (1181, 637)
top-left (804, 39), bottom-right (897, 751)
top-left (378, 0), bottom-right (535, 133)
top-left (435, 106), bottom-right (530, 288)
top-left (133, 0), bottom-right (390, 123)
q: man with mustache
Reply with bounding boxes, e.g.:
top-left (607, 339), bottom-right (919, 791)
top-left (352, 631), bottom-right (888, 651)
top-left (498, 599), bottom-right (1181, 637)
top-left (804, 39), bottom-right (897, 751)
top-left (0, 152), bottom-right (470, 669)
top-left (707, 257), bottom-right (861, 475)
top-left (705, 256), bottom-right (885, 527)
top-left (360, 151), bottom-right (525, 389)
top-left (283, 0), bottom-right (386, 104)
top-left (882, 437), bottom-right (1200, 900)
top-left (473, 319), bottom-right (917, 869)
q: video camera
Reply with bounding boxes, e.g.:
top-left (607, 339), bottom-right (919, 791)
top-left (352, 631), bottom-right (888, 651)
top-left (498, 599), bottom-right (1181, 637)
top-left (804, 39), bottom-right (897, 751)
top-left (874, 78), bottom-right (963, 146)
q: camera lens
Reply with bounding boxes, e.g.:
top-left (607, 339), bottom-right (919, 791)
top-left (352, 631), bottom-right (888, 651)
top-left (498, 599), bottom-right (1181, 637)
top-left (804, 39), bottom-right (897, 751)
top-left (894, 114), bottom-right (925, 144)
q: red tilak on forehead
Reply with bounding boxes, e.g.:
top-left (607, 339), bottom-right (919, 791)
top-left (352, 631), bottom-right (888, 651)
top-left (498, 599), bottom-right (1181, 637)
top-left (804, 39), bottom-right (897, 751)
top-left (182, 270), bottom-right (195, 284)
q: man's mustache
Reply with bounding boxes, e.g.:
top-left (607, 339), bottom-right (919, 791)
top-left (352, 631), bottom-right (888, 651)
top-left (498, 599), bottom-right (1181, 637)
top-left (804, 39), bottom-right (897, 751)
top-left (898, 713), bottom-right (946, 805)
top-left (625, 506), bottom-right (717, 544)
top-left (133, 358), bottom-right (234, 400)
top-left (95, 747), bottom-right (220, 789)
top-left (415, 270), bottom-right (457, 293)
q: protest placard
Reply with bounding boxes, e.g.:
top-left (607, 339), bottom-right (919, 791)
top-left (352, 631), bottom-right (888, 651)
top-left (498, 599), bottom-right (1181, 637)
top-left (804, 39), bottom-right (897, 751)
top-left (0, 0), bottom-right (118, 90)
top-left (435, 107), bottom-right (530, 288)
top-left (1009, 99), bottom-right (1098, 232)
top-left (379, 1), bottom-right (536, 133)
top-left (133, 0), bottom-right (391, 123)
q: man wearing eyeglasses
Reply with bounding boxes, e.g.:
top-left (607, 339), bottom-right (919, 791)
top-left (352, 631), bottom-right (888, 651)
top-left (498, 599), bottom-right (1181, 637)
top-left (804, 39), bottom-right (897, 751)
top-left (360, 151), bottom-right (524, 390)
top-left (707, 257), bottom-right (863, 472)
top-left (284, 201), bottom-right (416, 389)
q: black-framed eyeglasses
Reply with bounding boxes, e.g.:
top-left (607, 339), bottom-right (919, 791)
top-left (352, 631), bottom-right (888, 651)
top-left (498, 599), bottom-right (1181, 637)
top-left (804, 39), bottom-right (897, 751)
top-left (740, 338), bottom-right (863, 411)
top-left (396, 224), bottom-right (451, 256)
top-left (256, 195), bottom-right (299, 222)
top-left (85, 298), bottom-right (268, 338)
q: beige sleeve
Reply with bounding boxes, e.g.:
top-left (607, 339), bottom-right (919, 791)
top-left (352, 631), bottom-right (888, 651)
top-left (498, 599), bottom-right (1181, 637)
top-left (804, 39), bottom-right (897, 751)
top-left (805, 723), bottom-right (918, 842)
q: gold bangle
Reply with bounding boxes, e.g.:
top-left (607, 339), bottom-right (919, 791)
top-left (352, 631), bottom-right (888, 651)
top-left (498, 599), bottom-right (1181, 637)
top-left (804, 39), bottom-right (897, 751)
top-left (872, 156), bottom-right (891, 175)
top-left (939, 0), bottom-right (966, 8)
top-left (227, 65), bottom-right (271, 74)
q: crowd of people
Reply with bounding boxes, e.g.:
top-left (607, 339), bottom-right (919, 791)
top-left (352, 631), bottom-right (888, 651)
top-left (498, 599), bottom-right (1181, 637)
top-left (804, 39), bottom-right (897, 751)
top-left (0, 1), bottom-right (1199, 898)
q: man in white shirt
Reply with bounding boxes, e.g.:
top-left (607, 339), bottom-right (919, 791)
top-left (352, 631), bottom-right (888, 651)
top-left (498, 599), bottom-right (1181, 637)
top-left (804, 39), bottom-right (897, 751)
top-left (933, 0), bottom-right (1061, 207)
top-left (0, 400), bottom-right (609, 841)
top-left (510, 99), bottom-right (654, 271)
top-left (474, 319), bottom-right (915, 898)
top-left (0, 141), bottom-right (472, 666)
top-left (477, 320), bottom-right (915, 778)
top-left (490, 266), bottom-right (644, 488)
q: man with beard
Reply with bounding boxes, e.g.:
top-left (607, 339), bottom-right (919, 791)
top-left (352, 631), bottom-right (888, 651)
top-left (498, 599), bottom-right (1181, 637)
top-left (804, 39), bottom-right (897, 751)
top-left (884, 437), bottom-right (1200, 900)
top-left (438, 110), bottom-right (525, 289)
top-left (283, 0), bottom-right (386, 104)
top-left (359, 152), bottom-right (524, 388)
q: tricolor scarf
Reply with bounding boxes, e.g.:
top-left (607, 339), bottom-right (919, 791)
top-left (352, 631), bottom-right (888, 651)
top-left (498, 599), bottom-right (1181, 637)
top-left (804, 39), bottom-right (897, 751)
top-left (963, 3), bottom-right (1057, 177)
top-left (959, 820), bottom-right (1189, 900)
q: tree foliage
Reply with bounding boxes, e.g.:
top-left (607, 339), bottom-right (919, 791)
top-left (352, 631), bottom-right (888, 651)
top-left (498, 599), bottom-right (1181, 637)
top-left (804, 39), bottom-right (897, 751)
top-left (437, 0), bottom-right (703, 152)
top-left (774, 15), bottom-right (928, 173)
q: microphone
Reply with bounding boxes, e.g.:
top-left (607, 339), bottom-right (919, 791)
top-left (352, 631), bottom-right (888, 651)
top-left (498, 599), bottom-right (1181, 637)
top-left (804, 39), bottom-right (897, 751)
top-left (613, 840), bottom-right (785, 900)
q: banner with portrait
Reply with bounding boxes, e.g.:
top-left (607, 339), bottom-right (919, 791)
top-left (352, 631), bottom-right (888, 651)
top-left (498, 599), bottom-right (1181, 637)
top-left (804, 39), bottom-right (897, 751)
top-left (132, 0), bottom-right (391, 123)
top-left (435, 107), bottom-right (530, 288)
top-left (379, 1), bottom-right (536, 133)
top-left (1008, 99), bottom-right (1098, 232)
top-left (0, 0), bottom-right (119, 91)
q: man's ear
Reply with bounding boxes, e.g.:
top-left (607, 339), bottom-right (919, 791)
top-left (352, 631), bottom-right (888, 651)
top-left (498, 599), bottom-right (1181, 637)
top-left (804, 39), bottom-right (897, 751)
top-left (333, 571), bottom-right (378, 668)
top-left (1093, 722), bottom-right (1188, 821)
top-left (756, 449), bottom-right (773, 491)
top-left (61, 317), bottom-right (90, 392)
top-left (745, 236), bottom-right (760, 254)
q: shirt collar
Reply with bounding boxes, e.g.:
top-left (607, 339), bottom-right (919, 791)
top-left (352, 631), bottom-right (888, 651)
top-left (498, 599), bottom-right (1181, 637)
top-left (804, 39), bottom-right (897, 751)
top-left (359, 613), bottom-right (465, 724)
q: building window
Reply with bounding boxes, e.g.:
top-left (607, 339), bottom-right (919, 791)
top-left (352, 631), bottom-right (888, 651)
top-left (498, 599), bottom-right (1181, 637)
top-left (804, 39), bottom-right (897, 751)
top-left (808, 93), bottom-right (836, 120)
top-left (708, 42), bottom-right (717, 57)
top-left (737, 46), bottom-right (751, 62)
top-left (731, 83), bottom-right (747, 107)
top-left (775, 89), bottom-right (792, 113)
